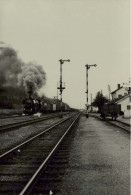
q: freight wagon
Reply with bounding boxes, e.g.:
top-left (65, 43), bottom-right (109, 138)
top-left (100, 103), bottom-right (121, 120)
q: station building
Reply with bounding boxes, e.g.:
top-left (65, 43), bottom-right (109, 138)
top-left (115, 94), bottom-right (130, 118)
top-left (111, 84), bottom-right (129, 99)
top-left (110, 84), bottom-right (131, 118)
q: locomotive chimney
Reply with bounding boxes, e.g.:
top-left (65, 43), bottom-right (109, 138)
top-left (28, 90), bottom-right (32, 99)
top-left (27, 86), bottom-right (33, 99)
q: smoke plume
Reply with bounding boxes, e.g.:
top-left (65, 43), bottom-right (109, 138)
top-left (0, 47), bottom-right (24, 87)
top-left (18, 62), bottom-right (46, 94)
top-left (0, 46), bottom-right (46, 95)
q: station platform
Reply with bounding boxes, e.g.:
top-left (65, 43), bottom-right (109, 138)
top-left (57, 115), bottom-right (130, 195)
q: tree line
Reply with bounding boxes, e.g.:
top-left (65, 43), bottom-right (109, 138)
top-left (92, 91), bottom-right (109, 113)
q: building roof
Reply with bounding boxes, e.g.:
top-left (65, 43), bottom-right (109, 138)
top-left (107, 94), bottom-right (130, 105)
top-left (115, 94), bottom-right (130, 103)
top-left (110, 86), bottom-right (123, 94)
top-left (107, 96), bottom-right (124, 104)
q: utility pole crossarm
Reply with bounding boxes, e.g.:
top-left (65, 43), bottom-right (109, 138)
top-left (59, 59), bottom-right (70, 64)
top-left (85, 64), bottom-right (97, 68)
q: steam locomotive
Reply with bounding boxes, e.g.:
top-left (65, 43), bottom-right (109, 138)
top-left (22, 97), bottom-right (41, 115)
top-left (22, 97), bottom-right (70, 115)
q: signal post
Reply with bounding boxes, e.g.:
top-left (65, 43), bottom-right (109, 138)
top-left (85, 64), bottom-right (97, 118)
top-left (57, 59), bottom-right (70, 117)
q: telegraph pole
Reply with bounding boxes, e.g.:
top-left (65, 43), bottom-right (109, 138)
top-left (108, 85), bottom-right (111, 100)
top-left (85, 64), bottom-right (97, 118)
top-left (57, 59), bottom-right (70, 117)
top-left (91, 93), bottom-right (93, 112)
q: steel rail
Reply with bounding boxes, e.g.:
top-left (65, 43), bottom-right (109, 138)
top-left (0, 113), bottom-right (78, 159)
top-left (0, 114), bottom-right (22, 119)
top-left (19, 113), bottom-right (80, 195)
top-left (0, 113), bottom-right (60, 132)
top-left (0, 111), bottom-right (69, 120)
top-left (90, 114), bottom-right (130, 132)
top-left (115, 119), bottom-right (130, 127)
top-left (108, 120), bottom-right (130, 132)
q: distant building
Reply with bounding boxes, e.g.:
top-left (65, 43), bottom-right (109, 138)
top-left (110, 84), bottom-right (131, 118)
top-left (115, 94), bottom-right (131, 118)
top-left (111, 84), bottom-right (130, 100)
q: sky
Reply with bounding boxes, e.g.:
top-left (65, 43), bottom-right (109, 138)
top-left (0, 0), bottom-right (130, 109)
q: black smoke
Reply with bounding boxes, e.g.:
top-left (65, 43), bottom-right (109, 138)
top-left (18, 62), bottom-right (46, 95)
top-left (0, 47), bottom-right (24, 87)
top-left (0, 47), bottom-right (46, 95)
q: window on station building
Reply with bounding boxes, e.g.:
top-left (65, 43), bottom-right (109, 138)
top-left (127, 105), bottom-right (131, 110)
top-left (118, 95), bottom-right (122, 98)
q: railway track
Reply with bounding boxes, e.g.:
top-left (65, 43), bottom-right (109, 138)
top-left (0, 113), bottom-right (62, 132)
top-left (109, 119), bottom-right (130, 132)
top-left (0, 114), bottom-right (23, 120)
top-left (89, 114), bottom-right (130, 132)
top-left (0, 113), bottom-right (80, 195)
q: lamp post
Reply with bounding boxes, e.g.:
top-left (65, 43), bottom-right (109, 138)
top-left (85, 64), bottom-right (97, 118)
top-left (57, 59), bottom-right (70, 117)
